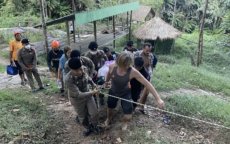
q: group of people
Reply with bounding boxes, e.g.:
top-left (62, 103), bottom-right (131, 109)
top-left (9, 31), bottom-right (164, 137)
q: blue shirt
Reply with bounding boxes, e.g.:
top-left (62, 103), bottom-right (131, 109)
top-left (59, 54), bottom-right (67, 75)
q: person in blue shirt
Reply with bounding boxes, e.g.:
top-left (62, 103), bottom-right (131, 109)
top-left (58, 46), bottom-right (72, 95)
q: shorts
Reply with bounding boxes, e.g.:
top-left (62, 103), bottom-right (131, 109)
top-left (131, 89), bottom-right (142, 108)
top-left (14, 60), bottom-right (24, 75)
top-left (107, 89), bottom-right (133, 114)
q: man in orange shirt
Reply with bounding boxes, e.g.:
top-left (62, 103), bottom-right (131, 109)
top-left (9, 32), bottom-right (27, 85)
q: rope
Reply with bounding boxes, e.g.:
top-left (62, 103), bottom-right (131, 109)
top-left (100, 91), bottom-right (230, 130)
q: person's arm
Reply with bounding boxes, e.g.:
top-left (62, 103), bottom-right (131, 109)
top-left (82, 57), bottom-right (95, 77)
top-left (17, 50), bottom-right (27, 70)
top-left (105, 64), bottom-right (115, 87)
top-left (66, 76), bottom-right (97, 99)
top-left (32, 49), bottom-right (37, 69)
top-left (58, 64), bottom-right (62, 80)
top-left (131, 68), bottom-right (164, 109)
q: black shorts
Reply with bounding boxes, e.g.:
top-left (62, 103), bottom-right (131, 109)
top-left (107, 89), bottom-right (133, 114)
top-left (131, 89), bottom-right (142, 108)
top-left (14, 60), bottom-right (24, 75)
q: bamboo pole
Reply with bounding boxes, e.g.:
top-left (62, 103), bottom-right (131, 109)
top-left (197, 0), bottom-right (208, 66)
top-left (39, 0), bottom-right (49, 58)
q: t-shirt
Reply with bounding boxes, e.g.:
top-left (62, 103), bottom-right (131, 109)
top-left (47, 49), bottom-right (64, 70)
top-left (84, 50), bottom-right (108, 71)
top-left (9, 40), bottom-right (23, 61)
top-left (123, 47), bottom-right (138, 53)
top-left (130, 67), bottom-right (150, 93)
top-left (59, 54), bottom-right (68, 75)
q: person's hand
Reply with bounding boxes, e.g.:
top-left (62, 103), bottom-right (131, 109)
top-left (157, 99), bottom-right (165, 109)
top-left (92, 89), bottom-right (99, 96)
top-left (10, 60), bottom-right (16, 66)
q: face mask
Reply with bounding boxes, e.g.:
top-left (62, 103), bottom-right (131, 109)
top-left (25, 44), bottom-right (31, 49)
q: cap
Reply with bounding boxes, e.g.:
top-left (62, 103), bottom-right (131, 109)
top-left (21, 38), bottom-right (29, 44)
top-left (103, 47), bottom-right (110, 53)
top-left (88, 41), bottom-right (98, 51)
top-left (14, 32), bottom-right (21, 36)
top-left (127, 41), bottom-right (133, 47)
top-left (70, 50), bottom-right (81, 58)
top-left (68, 57), bottom-right (82, 70)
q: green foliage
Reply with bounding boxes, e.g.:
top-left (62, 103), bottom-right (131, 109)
top-left (0, 15), bottom-right (40, 28)
top-left (166, 95), bottom-right (230, 126)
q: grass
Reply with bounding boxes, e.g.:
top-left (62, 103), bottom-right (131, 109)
top-left (0, 89), bottom-right (64, 143)
top-left (0, 64), bottom-right (5, 73)
top-left (166, 95), bottom-right (230, 127)
top-left (0, 89), bottom-right (49, 142)
top-left (153, 60), bottom-right (230, 96)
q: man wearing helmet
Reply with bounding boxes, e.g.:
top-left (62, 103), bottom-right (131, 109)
top-left (47, 40), bottom-right (64, 78)
top-left (9, 31), bottom-right (27, 85)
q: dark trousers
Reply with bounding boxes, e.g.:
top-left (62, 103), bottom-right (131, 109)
top-left (24, 68), bottom-right (43, 89)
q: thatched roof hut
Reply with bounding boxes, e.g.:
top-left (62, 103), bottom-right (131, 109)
top-left (132, 5), bottom-right (155, 22)
top-left (133, 17), bottom-right (181, 40)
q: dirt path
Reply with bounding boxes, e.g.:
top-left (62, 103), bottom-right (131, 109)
top-left (41, 88), bottom-right (228, 144)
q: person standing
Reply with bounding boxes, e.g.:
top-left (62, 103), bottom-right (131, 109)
top-left (58, 46), bottom-right (72, 96)
top-left (85, 41), bottom-right (108, 106)
top-left (123, 41), bottom-right (137, 53)
top-left (102, 47), bottom-right (118, 61)
top-left (9, 32), bottom-right (27, 85)
top-left (130, 57), bottom-right (150, 110)
top-left (104, 52), bottom-right (164, 130)
top-left (65, 57), bottom-right (101, 136)
top-left (17, 39), bottom-right (44, 92)
top-left (134, 43), bottom-right (158, 113)
top-left (47, 40), bottom-right (64, 79)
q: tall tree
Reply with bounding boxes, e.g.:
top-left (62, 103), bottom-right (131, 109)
top-left (197, 0), bottom-right (208, 66)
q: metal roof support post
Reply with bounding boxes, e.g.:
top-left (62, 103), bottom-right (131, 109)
top-left (72, 20), bottom-right (76, 43)
top-left (113, 16), bottom-right (116, 49)
top-left (129, 10), bottom-right (132, 41)
top-left (66, 21), bottom-right (70, 45)
top-left (93, 21), bottom-right (97, 42)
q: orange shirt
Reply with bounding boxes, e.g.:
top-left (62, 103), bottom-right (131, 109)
top-left (9, 40), bottom-right (23, 61)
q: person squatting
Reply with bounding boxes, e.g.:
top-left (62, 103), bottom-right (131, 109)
top-left (63, 41), bottom-right (165, 136)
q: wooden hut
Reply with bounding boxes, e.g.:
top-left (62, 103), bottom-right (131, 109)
top-left (132, 5), bottom-right (155, 22)
top-left (133, 17), bottom-right (181, 54)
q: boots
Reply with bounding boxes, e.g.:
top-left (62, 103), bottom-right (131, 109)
top-left (83, 124), bottom-right (103, 136)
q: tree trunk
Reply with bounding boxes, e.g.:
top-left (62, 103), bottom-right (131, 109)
top-left (197, 0), bottom-right (208, 66)
top-left (172, 0), bottom-right (177, 26)
top-left (39, 0), bottom-right (49, 59)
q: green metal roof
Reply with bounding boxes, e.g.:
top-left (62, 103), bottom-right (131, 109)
top-left (75, 2), bottom-right (139, 25)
